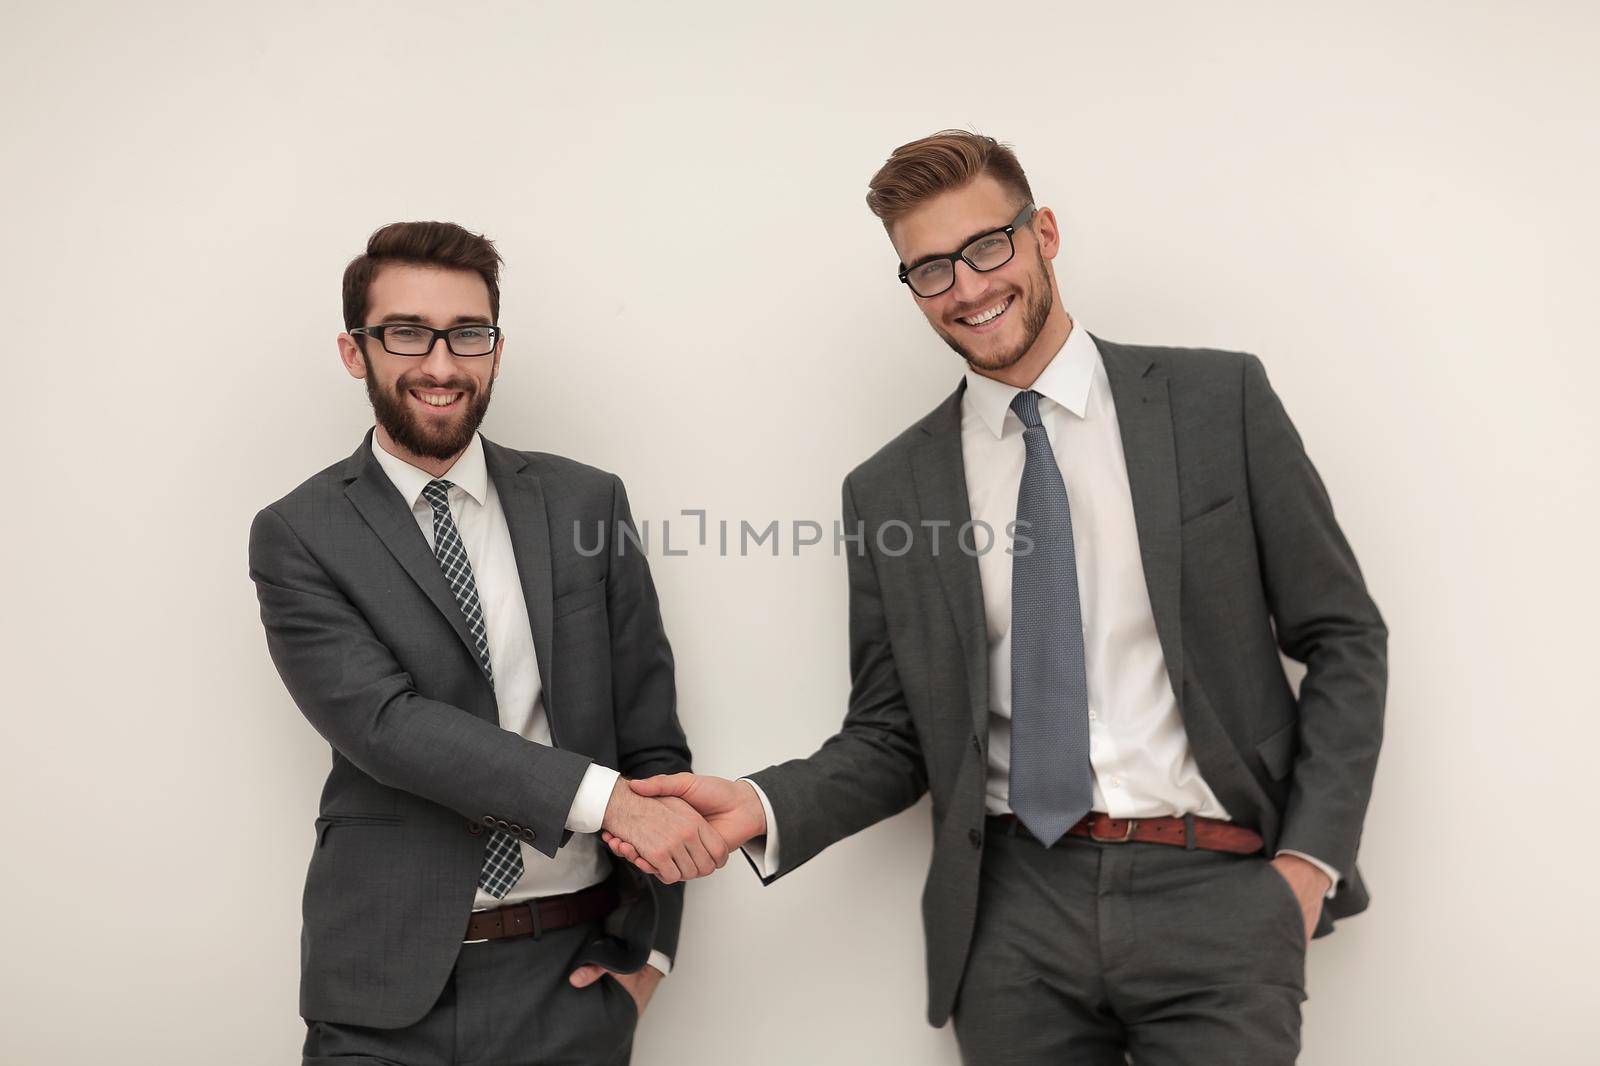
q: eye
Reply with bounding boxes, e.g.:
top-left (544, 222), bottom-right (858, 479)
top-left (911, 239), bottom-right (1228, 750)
top-left (389, 326), bottom-right (425, 339)
top-left (455, 328), bottom-right (485, 340)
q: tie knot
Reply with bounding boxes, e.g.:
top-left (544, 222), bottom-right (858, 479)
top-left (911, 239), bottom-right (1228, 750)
top-left (1010, 389), bottom-right (1044, 429)
top-left (422, 479), bottom-right (455, 512)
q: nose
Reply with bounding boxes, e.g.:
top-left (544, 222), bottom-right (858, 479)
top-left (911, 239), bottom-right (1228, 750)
top-left (417, 336), bottom-right (456, 379)
top-left (947, 259), bottom-right (990, 304)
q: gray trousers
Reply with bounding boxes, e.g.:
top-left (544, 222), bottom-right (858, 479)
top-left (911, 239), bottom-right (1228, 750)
top-left (302, 918), bottom-right (637, 1066)
top-left (953, 827), bottom-right (1307, 1065)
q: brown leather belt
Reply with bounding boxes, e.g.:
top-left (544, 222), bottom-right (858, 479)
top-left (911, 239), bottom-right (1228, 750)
top-left (464, 882), bottom-right (621, 943)
top-left (989, 811), bottom-right (1264, 855)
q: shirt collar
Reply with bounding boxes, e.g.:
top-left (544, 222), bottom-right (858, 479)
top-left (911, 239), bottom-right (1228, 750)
top-left (963, 320), bottom-right (1100, 439)
top-left (369, 431), bottom-right (489, 509)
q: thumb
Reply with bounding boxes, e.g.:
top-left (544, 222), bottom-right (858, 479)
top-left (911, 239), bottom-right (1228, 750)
top-left (628, 772), bottom-right (696, 798)
top-left (569, 964), bottom-right (609, 988)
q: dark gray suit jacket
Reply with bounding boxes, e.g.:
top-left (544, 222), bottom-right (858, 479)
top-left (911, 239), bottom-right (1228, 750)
top-left (749, 338), bottom-right (1387, 1026)
top-left (249, 430), bottom-right (688, 1029)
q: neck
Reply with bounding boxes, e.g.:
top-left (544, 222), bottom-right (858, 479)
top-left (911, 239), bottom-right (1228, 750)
top-left (969, 296), bottom-right (1074, 391)
top-left (374, 423), bottom-right (465, 478)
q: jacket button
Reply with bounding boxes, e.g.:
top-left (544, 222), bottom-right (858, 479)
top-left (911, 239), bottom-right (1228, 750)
top-left (494, 818), bottom-right (510, 831)
top-left (467, 820), bottom-right (484, 836)
top-left (481, 814), bottom-right (496, 826)
top-left (507, 822), bottom-right (524, 834)
top-left (968, 827), bottom-right (983, 849)
top-left (971, 734), bottom-right (982, 754)
top-left (522, 828), bottom-right (537, 843)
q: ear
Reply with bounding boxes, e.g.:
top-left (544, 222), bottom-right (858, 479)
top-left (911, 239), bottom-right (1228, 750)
top-left (1032, 206), bottom-right (1062, 261)
top-left (337, 332), bottom-right (368, 380)
top-left (491, 335), bottom-right (504, 379)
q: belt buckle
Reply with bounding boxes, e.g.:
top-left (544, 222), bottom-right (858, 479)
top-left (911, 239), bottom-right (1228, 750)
top-left (1089, 817), bottom-right (1138, 844)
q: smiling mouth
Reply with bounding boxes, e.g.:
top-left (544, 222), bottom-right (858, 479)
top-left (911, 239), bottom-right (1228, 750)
top-left (410, 388), bottom-right (465, 411)
top-left (958, 295), bottom-right (1014, 329)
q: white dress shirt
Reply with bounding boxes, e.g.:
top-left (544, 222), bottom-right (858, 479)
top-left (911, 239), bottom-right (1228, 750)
top-left (372, 433), bottom-right (674, 971)
top-left (746, 324), bottom-right (1337, 895)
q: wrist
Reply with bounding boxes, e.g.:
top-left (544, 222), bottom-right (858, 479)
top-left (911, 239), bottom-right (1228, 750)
top-left (737, 779), bottom-right (767, 838)
top-left (602, 777), bottom-right (634, 831)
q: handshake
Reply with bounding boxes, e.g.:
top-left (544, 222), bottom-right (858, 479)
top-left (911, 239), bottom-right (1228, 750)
top-left (599, 774), bottom-right (767, 884)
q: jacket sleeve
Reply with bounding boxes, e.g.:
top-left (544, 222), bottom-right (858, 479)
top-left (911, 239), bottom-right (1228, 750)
top-left (248, 503), bottom-right (591, 857)
top-left (603, 474), bottom-right (691, 960)
top-left (746, 472), bottom-right (930, 882)
top-left (1242, 353), bottom-right (1388, 882)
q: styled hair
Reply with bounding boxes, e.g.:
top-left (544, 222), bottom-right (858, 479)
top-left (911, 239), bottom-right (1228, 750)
top-left (342, 221), bottom-right (504, 331)
top-left (865, 130), bottom-right (1034, 229)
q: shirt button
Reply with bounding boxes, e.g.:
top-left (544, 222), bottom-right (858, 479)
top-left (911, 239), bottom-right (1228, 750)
top-left (1110, 777), bottom-right (1122, 789)
top-left (1088, 710), bottom-right (1098, 721)
top-left (968, 828), bottom-right (983, 849)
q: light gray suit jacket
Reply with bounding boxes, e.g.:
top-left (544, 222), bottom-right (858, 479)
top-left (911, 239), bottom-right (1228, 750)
top-left (749, 338), bottom-right (1387, 1026)
top-left (249, 431), bottom-right (688, 1029)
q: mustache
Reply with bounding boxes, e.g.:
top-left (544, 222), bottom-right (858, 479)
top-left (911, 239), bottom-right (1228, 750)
top-left (947, 290), bottom-right (1016, 319)
top-left (394, 374), bottom-right (478, 394)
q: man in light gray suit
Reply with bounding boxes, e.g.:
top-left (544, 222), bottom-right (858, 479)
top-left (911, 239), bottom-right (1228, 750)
top-left (607, 132), bottom-right (1387, 1063)
top-left (250, 221), bottom-right (727, 1064)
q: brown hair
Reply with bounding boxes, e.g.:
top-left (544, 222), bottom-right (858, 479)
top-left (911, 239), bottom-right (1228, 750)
top-left (865, 130), bottom-right (1034, 229)
top-left (342, 221), bottom-right (504, 331)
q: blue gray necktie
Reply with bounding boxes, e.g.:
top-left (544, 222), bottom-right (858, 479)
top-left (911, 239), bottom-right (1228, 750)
top-left (422, 479), bottom-right (524, 898)
top-left (1007, 390), bottom-right (1094, 846)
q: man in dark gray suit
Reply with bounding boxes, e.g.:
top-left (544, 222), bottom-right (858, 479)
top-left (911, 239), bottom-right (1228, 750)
top-left (250, 221), bottom-right (727, 1065)
top-left (607, 133), bottom-right (1387, 1063)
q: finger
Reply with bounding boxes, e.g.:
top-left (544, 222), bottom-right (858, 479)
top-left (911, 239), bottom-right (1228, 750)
top-left (700, 822), bottom-right (730, 868)
top-left (632, 855), bottom-right (661, 877)
top-left (650, 850), bottom-right (682, 884)
top-left (628, 773), bottom-right (696, 798)
top-left (569, 964), bottom-right (607, 988)
top-left (681, 840), bottom-right (714, 880)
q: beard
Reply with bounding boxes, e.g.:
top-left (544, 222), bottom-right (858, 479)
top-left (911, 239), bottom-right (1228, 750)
top-left (362, 352), bottom-right (493, 461)
top-left (934, 247), bottom-right (1054, 373)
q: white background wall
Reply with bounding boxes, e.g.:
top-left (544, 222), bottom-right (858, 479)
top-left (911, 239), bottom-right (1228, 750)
top-left (3, 2), bottom-right (1596, 1062)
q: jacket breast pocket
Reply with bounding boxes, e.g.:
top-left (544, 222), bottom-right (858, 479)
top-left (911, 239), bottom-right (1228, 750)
top-left (553, 577), bottom-right (607, 619)
top-left (1180, 494), bottom-right (1239, 536)
top-left (1254, 720), bottom-right (1298, 781)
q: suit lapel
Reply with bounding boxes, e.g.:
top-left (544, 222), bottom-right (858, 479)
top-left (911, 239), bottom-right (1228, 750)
top-left (343, 431), bottom-right (483, 669)
top-left (1097, 337), bottom-right (1185, 704)
top-left (910, 383), bottom-right (991, 735)
top-left (483, 438), bottom-right (559, 743)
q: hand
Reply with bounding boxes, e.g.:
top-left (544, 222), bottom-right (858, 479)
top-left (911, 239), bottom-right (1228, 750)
top-left (602, 774), bottom-right (766, 878)
top-left (601, 777), bottom-right (729, 885)
top-left (1269, 853), bottom-right (1332, 943)
top-left (569, 961), bottom-right (662, 1017)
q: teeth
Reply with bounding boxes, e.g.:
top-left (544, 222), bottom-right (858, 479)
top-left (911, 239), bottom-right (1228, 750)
top-left (418, 392), bottom-right (459, 407)
top-left (962, 299), bottom-right (1009, 326)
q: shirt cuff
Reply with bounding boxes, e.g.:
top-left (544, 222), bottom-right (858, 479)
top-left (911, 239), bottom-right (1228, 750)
top-left (565, 764), bottom-right (621, 834)
top-left (645, 950), bottom-right (673, 977)
top-left (1277, 849), bottom-right (1341, 899)
top-left (737, 778), bottom-right (781, 878)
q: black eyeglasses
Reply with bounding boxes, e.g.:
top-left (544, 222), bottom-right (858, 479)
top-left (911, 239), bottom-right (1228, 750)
top-left (349, 323), bottom-right (504, 357)
top-left (898, 204), bottom-right (1037, 298)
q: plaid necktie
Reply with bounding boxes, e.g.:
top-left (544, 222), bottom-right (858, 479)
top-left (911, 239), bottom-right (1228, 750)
top-left (1007, 390), bottom-right (1094, 846)
top-left (421, 479), bottom-right (524, 898)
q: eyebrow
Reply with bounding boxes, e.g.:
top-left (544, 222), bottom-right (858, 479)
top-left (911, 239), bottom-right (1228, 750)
top-left (376, 312), bottom-right (494, 326)
top-left (902, 221), bottom-right (1014, 272)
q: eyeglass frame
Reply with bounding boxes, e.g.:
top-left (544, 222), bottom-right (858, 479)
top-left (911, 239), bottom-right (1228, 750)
top-left (348, 322), bottom-right (505, 357)
top-left (897, 203), bottom-right (1038, 298)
